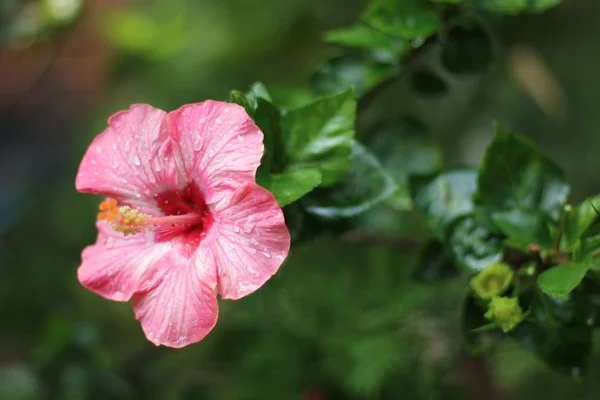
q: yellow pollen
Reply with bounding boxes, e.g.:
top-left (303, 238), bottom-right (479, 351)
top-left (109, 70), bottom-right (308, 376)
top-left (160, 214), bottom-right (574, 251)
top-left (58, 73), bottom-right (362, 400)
top-left (97, 198), bottom-right (153, 236)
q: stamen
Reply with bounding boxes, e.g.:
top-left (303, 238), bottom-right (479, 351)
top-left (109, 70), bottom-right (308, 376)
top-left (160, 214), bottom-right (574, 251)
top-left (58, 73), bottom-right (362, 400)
top-left (97, 198), bottom-right (152, 236)
top-left (97, 198), bottom-right (208, 237)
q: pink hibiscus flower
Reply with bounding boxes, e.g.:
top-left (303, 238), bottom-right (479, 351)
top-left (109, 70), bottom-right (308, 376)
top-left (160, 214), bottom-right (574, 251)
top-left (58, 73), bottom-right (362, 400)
top-left (75, 101), bottom-right (291, 348)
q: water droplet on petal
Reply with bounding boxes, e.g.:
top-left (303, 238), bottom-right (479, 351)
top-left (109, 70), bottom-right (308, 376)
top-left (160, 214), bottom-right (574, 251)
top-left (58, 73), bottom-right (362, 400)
top-left (133, 156), bottom-right (141, 166)
top-left (112, 160), bottom-right (120, 168)
top-left (249, 248), bottom-right (257, 255)
top-left (263, 251), bottom-right (271, 259)
top-left (124, 141), bottom-right (131, 152)
top-left (96, 146), bottom-right (103, 153)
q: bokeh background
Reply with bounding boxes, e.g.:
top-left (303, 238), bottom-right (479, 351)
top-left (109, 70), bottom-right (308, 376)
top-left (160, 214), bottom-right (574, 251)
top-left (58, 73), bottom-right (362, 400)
top-left (2, 0), bottom-right (600, 399)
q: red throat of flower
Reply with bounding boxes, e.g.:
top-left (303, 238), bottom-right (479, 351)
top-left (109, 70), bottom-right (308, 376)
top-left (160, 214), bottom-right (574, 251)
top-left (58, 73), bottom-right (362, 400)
top-left (98, 182), bottom-right (213, 256)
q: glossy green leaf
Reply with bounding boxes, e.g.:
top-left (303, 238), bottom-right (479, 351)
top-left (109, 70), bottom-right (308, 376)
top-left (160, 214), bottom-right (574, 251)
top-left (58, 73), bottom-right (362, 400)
top-left (474, 123), bottom-right (570, 221)
top-left (412, 240), bottom-right (460, 283)
top-left (448, 216), bottom-right (503, 273)
top-left (229, 81), bottom-right (274, 118)
top-left (362, 0), bottom-right (441, 39)
top-left (310, 54), bottom-right (397, 98)
top-left (440, 23), bottom-right (494, 75)
top-left (580, 235), bottom-right (600, 263)
top-left (281, 88), bottom-right (356, 186)
top-left (561, 195), bottom-right (600, 251)
top-left (303, 142), bottom-right (397, 219)
top-left (538, 262), bottom-right (591, 300)
top-left (491, 208), bottom-right (554, 250)
top-left (264, 168), bottom-right (322, 207)
top-left (366, 118), bottom-right (442, 211)
top-left (254, 98), bottom-right (283, 173)
top-left (229, 90), bottom-right (254, 117)
top-left (247, 81), bottom-right (272, 103)
top-left (410, 168), bottom-right (477, 239)
top-left (323, 24), bottom-right (407, 54)
top-left (409, 67), bottom-right (448, 97)
top-left (510, 290), bottom-right (592, 377)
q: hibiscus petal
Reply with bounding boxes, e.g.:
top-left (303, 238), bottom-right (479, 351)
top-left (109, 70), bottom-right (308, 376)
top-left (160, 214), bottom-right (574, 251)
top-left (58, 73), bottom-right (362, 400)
top-left (78, 220), bottom-right (173, 301)
top-left (75, 104), bottom-right (178, 213)
top-left (132, 249), bottom-right (219, 348)
top-left (209, 184), bottom-right (291, 300)
top-left (168, 101), bottom-right (264, 204)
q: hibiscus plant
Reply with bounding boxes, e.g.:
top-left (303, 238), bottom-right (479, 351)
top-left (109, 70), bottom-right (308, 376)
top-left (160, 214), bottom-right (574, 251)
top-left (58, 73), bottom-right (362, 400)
top-left (7, 0), bottom-right (600, 398)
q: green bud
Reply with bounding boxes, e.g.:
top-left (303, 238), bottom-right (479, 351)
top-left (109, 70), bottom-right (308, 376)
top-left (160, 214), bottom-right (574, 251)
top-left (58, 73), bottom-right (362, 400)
top-left (484, 296), bottom-right (524, 333)
top-left (469, 262), bottom-right (513, 300)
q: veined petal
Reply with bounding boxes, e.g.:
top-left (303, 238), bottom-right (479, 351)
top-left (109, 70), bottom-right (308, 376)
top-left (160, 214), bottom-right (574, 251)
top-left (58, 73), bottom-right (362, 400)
top-left (168, 101), bottom-right (264, 204)
top-left (209, 184), bottom-right (290, 300)
top-left (75, 104), bottom-right (179, 213)
top-left (132, 249), bottom-right (219, 348)
top-left (78, 220), bottom-right (173, 301)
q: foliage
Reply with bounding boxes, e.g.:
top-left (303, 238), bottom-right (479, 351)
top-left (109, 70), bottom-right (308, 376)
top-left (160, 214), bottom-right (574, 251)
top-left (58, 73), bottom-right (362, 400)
top-left (10, 0), bottom-right (600, 399)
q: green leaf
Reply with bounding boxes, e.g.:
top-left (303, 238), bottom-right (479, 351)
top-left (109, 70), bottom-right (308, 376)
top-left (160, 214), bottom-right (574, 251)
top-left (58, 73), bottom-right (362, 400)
top-left (510, 290), bottom-right (592, 377)
top-left (448, 216), bottom-right (503, 273)
top-left (491, 208), bottom-right (554, 250)
top-left (580, 235), bottom-right (600, 263)
top-left (409, 67), bottom-right (448, 97)
top-left (229, 90), bottom-right (254, 117)
top-left (303, 142), bottom-right (397, 219)
top-left (412, 240), bottom-right (460, 283)
top-left (281, 88), bottom-right (356, 186)
top-left (410, 168), bottom-right (477, 240)
top-left (263, 168), bottom-right (322, 208)
top-left (254, 98), bottom-right (283, 175)
top-left (440, 23), bottom-right (494, 75)
top-left (366, 118), bottom-right (442, 211)
top-left (474, 123), bottom-right (570, 221)
top-left (229, 81), bottom-right (274, 118)
top-left (561, 195), bottom-right (600, 251)
top-left (362, 0), bottom-right (442, 39)
top-left (247, 82), bottom-right (272, 103)
top-left (310, 54), bottom-right (397, 98)
top-left (323, 24), bottom-right (407, 54)
top-left (538, 262), bottom-right (591, 300)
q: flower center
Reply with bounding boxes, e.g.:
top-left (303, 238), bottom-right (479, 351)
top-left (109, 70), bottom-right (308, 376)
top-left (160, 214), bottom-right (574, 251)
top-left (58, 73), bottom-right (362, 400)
top-left (97, 182), bottom-right (213, 255)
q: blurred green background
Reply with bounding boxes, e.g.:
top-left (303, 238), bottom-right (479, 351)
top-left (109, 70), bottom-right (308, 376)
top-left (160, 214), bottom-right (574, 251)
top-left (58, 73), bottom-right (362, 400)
top-left (2, 0), bottom-right (600, 398)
